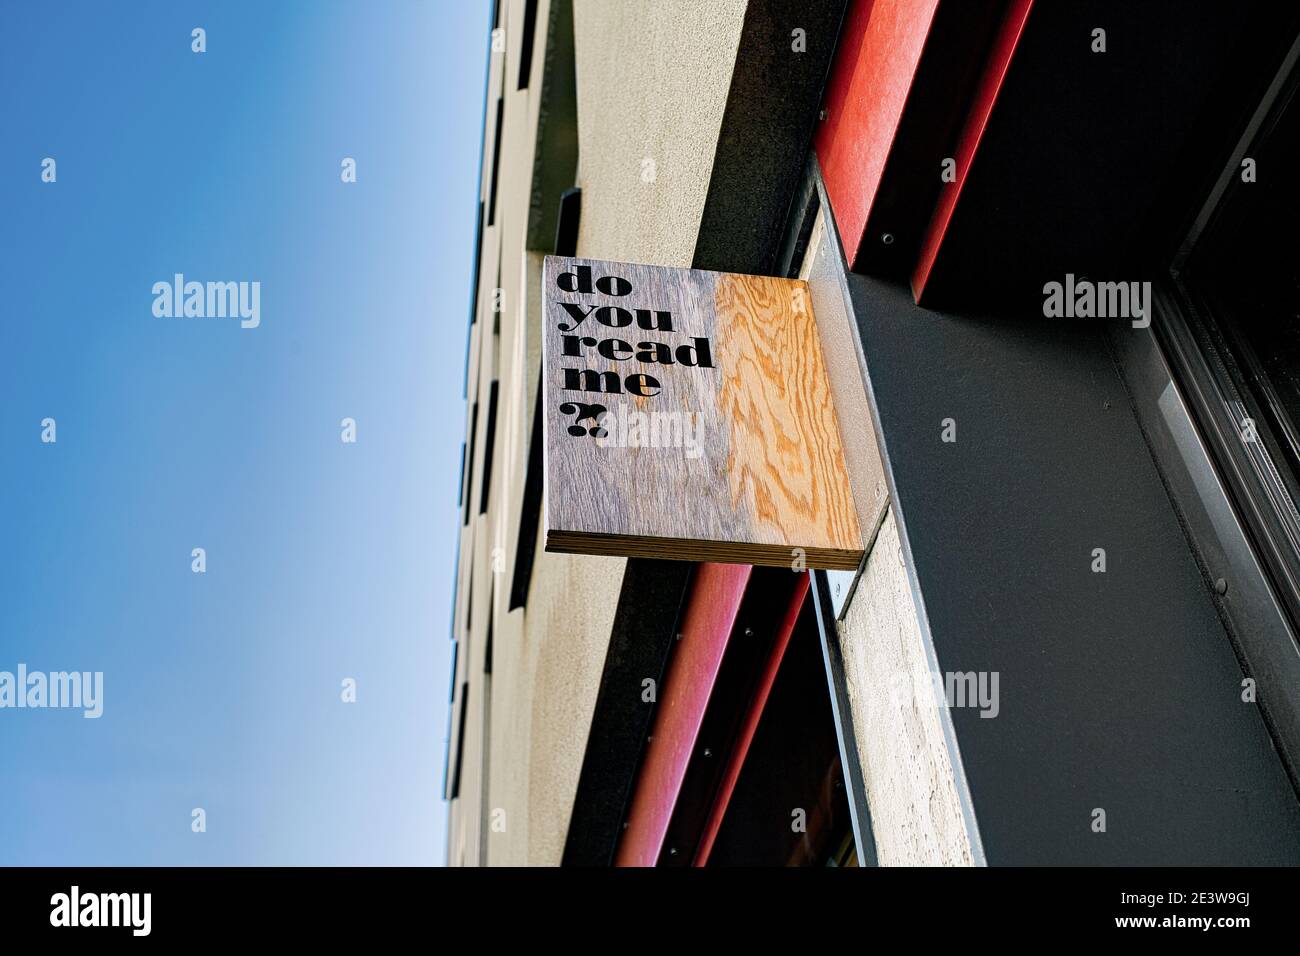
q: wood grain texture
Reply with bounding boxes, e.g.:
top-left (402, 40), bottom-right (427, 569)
top-left (715, 271), bottom-right (860, 557)
top-left (542, 256), bottom-right (862, 569)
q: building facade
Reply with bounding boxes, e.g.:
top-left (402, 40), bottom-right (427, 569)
top-left (446, 0), bottom-right (1300, 866)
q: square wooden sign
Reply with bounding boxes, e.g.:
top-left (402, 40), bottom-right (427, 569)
top-left (541, 256), bottom-right (862, 570)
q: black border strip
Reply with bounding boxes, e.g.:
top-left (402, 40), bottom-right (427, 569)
top-left (561, 560), bottom-right (694, 866)
top-left (809, 569), bottom-right (878, 866)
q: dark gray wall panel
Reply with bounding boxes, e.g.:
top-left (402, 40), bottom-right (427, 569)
top-left (846, 274), bottom-right (1300, 865)
top-left (691, 0), bottom-right (846, 275)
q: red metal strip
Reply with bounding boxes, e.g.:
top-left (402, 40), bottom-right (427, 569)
top-left (911, 0), bottom-right (1034, 302)
top-left (614, 563), bottom-right (752, 867)
top-left (692, 574), bottom-right (811, 866)
top-left (814, 0), bottom-right (942, 267)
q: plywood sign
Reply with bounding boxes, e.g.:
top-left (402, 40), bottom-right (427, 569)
top-left (541, 256), bottom-right (862, 570)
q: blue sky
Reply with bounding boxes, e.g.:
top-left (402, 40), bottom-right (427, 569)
top-left (0, 1), bottom-right (486, 864)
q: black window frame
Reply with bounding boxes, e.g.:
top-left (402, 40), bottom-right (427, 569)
top-left (1136, 28), bottom-right (1300, 789)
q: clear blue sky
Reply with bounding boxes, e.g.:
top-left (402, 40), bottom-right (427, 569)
top-left (0, 1), bottom-right (487, 864)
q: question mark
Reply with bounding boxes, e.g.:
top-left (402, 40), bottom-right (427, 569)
top-left (560, 402), bottom-right (608, 438)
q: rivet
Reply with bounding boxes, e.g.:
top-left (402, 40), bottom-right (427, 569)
top-left (1215, 578), bottom-right (1228, 595)
top-left (881, 232), bottom-right (895, 245)
top-left (703, 748), bottom-right (713, 758)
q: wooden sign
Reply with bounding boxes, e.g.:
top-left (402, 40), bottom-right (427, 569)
top-left (541, 256), bottom-right (862, 570)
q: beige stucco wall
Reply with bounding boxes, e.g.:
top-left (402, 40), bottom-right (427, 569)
top-left (838, 508), bottom-right (979, 865)
top-left (451, 0), bottom-right (749, 866)
top-left (572, 0), bottom-right (748, 267)
top-left (483, 536), bottom-right (625, 865)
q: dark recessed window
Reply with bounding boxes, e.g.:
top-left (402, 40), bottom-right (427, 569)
top-left (487, 98), bottom-right (504, 226)
top-left (517, 0), bottom-right (538, 90)
top-left (1171, 56), bottom-right (1300, 627)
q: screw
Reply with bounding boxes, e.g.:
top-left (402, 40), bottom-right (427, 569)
top-left (819, 108), bottom-right (828, 121)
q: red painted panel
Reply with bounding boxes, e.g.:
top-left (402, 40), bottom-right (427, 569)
top-left (814, 0), bottom-right (942, 267)
top-left (692, 574), bottom-right (810, 866)
top-left (614, 563), bottom-right (752, 867)
top-left (911, 0), bottom-right (1034, 302)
